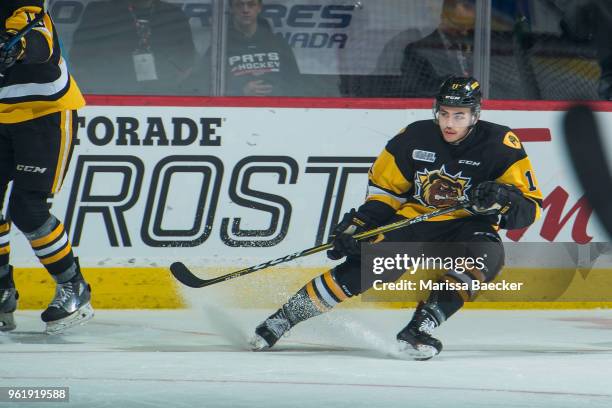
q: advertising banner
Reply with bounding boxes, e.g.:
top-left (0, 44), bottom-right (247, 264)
top-left (6, 104), bottom-right (610, 267)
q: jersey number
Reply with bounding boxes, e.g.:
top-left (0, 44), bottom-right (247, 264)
top-left (525, 170), bottom-right (537, 191)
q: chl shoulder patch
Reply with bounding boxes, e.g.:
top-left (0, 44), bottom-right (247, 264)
top-left (503, 131), bottom-right (522, 149)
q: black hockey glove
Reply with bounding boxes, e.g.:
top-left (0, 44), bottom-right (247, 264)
top-left (471, 181), bottom-right (524, 214)
top-left (327, 209), bottom-right (377, 260)
top-left (0, 31), bottom-right (25, 72)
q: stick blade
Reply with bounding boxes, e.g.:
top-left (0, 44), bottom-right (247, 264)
top-left (169, 262), bottom-right (208, 288)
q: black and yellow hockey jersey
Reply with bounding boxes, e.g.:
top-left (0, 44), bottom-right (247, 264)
top-left (0, 0), bottom-right (85, 123)
top-left (362, 119), bottom-right (543, 229)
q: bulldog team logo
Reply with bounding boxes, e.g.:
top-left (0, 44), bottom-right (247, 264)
top-left (414, 166), bottom-right (472, 208)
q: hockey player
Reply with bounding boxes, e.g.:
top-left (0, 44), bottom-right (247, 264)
top-left (0, 2), bottom-right (92, 334)
top-left (252, 76), bottom-right (543, 359)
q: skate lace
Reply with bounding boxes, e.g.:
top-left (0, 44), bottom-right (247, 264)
top-left (418, 317), bottom-right (436, 335)
top-left (50, 283), bottom-right (74, 309)
top-left (266, 315), bottom-right (291, 338)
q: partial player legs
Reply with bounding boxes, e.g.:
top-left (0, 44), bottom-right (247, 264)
top-left (9, 187), bottom-right (94, 334)
top-left (397, 227), bottom-right (505, 359)
top-left (396, 274), bottom-right (467, 360)
top-left (396, 301), bottom-right (446, 360)
top-left (0, 265), bottom-right (18, 332)
top-left (1, 110), bottom-right (87, 333)
top-left (252, 220), bottom-right (504, 358)
top-left (0, 184), bottom-right (16, 331)
top-left (41, 258), bottom-right (93, 334)
top-left (252, 267), bottom-right (353, 350)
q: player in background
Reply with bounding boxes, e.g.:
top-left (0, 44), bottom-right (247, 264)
top-left (251, 76), bottom-right (543, 359)
top-left (0, 2), bottom-right (92, 334)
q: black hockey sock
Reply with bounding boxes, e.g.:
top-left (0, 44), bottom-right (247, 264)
top-left (426, 287), bottom-right (464, 320)
top-left (283, 269), bottom-right (352, 326)
top-left (427, 266), bottom-right (492, 319)
top-left (0, 265), bottom-right (13, 288)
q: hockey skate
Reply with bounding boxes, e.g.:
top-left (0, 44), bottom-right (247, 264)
top-left (42, 268), bottom-right (94, 335)
top-left (0, 287), bottom-right (18, 332)
top-left (251, 308), bottom-right (292, 351)
top-left (396, 302), bottom-right (444, 361)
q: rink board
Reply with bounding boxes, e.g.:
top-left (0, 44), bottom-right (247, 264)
top-left (13, 266), bottom-right (612, 309)
top-left (5, 97), bottom-right (612, 309)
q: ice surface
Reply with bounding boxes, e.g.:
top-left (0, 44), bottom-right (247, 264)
top-left (1, 308), bottom-right (612, 408)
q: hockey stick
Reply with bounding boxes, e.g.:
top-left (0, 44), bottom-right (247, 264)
top-left (563, 105), bottom-right (612, 239)
top-left (1, 13), bottom-right (45, 51)
top-left (170, 199), bottom-right (472, 288)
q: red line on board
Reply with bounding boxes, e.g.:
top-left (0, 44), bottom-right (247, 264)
top-left (84, 95), bottom-right (612, 112)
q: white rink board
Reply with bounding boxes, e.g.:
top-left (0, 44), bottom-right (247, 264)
top-left (5, 106), bottom-right (612, 267)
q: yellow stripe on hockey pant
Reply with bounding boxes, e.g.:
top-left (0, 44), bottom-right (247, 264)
top-left (0, 245), bottom-right (10, 255)
top-left (58, 109), bottom-right (73, 192)
top-left (30, 223), bottom-right (64, 248)
top-left (0, 223), bottom-right (9, 233)
top-left (39, 243), bottom-right (71, 265)
top-left (51, 110), bottom-right (71, 193)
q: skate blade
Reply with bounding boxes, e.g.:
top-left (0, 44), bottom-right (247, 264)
top-left (397, 340), bottom-right (438, 361)
top-left (250, 334), bottom-right (271, 351)
top-left (45, 303), bottom-right (94, 335)
top-left (0, 313), bottom-right (16, 332)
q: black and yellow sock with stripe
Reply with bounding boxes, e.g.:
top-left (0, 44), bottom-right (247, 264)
top-left (23, 216), bottom-right (77, 283)
top-left (0, 219), bottom-right (10, 270)
top-left (282, 268), bottom-right (352, 325)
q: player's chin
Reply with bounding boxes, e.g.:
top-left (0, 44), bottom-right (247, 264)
top-left (442, 132), bottom-right (458, 142)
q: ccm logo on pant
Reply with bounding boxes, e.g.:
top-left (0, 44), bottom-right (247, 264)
top-left (16, 165), bottom-right (47, 173)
